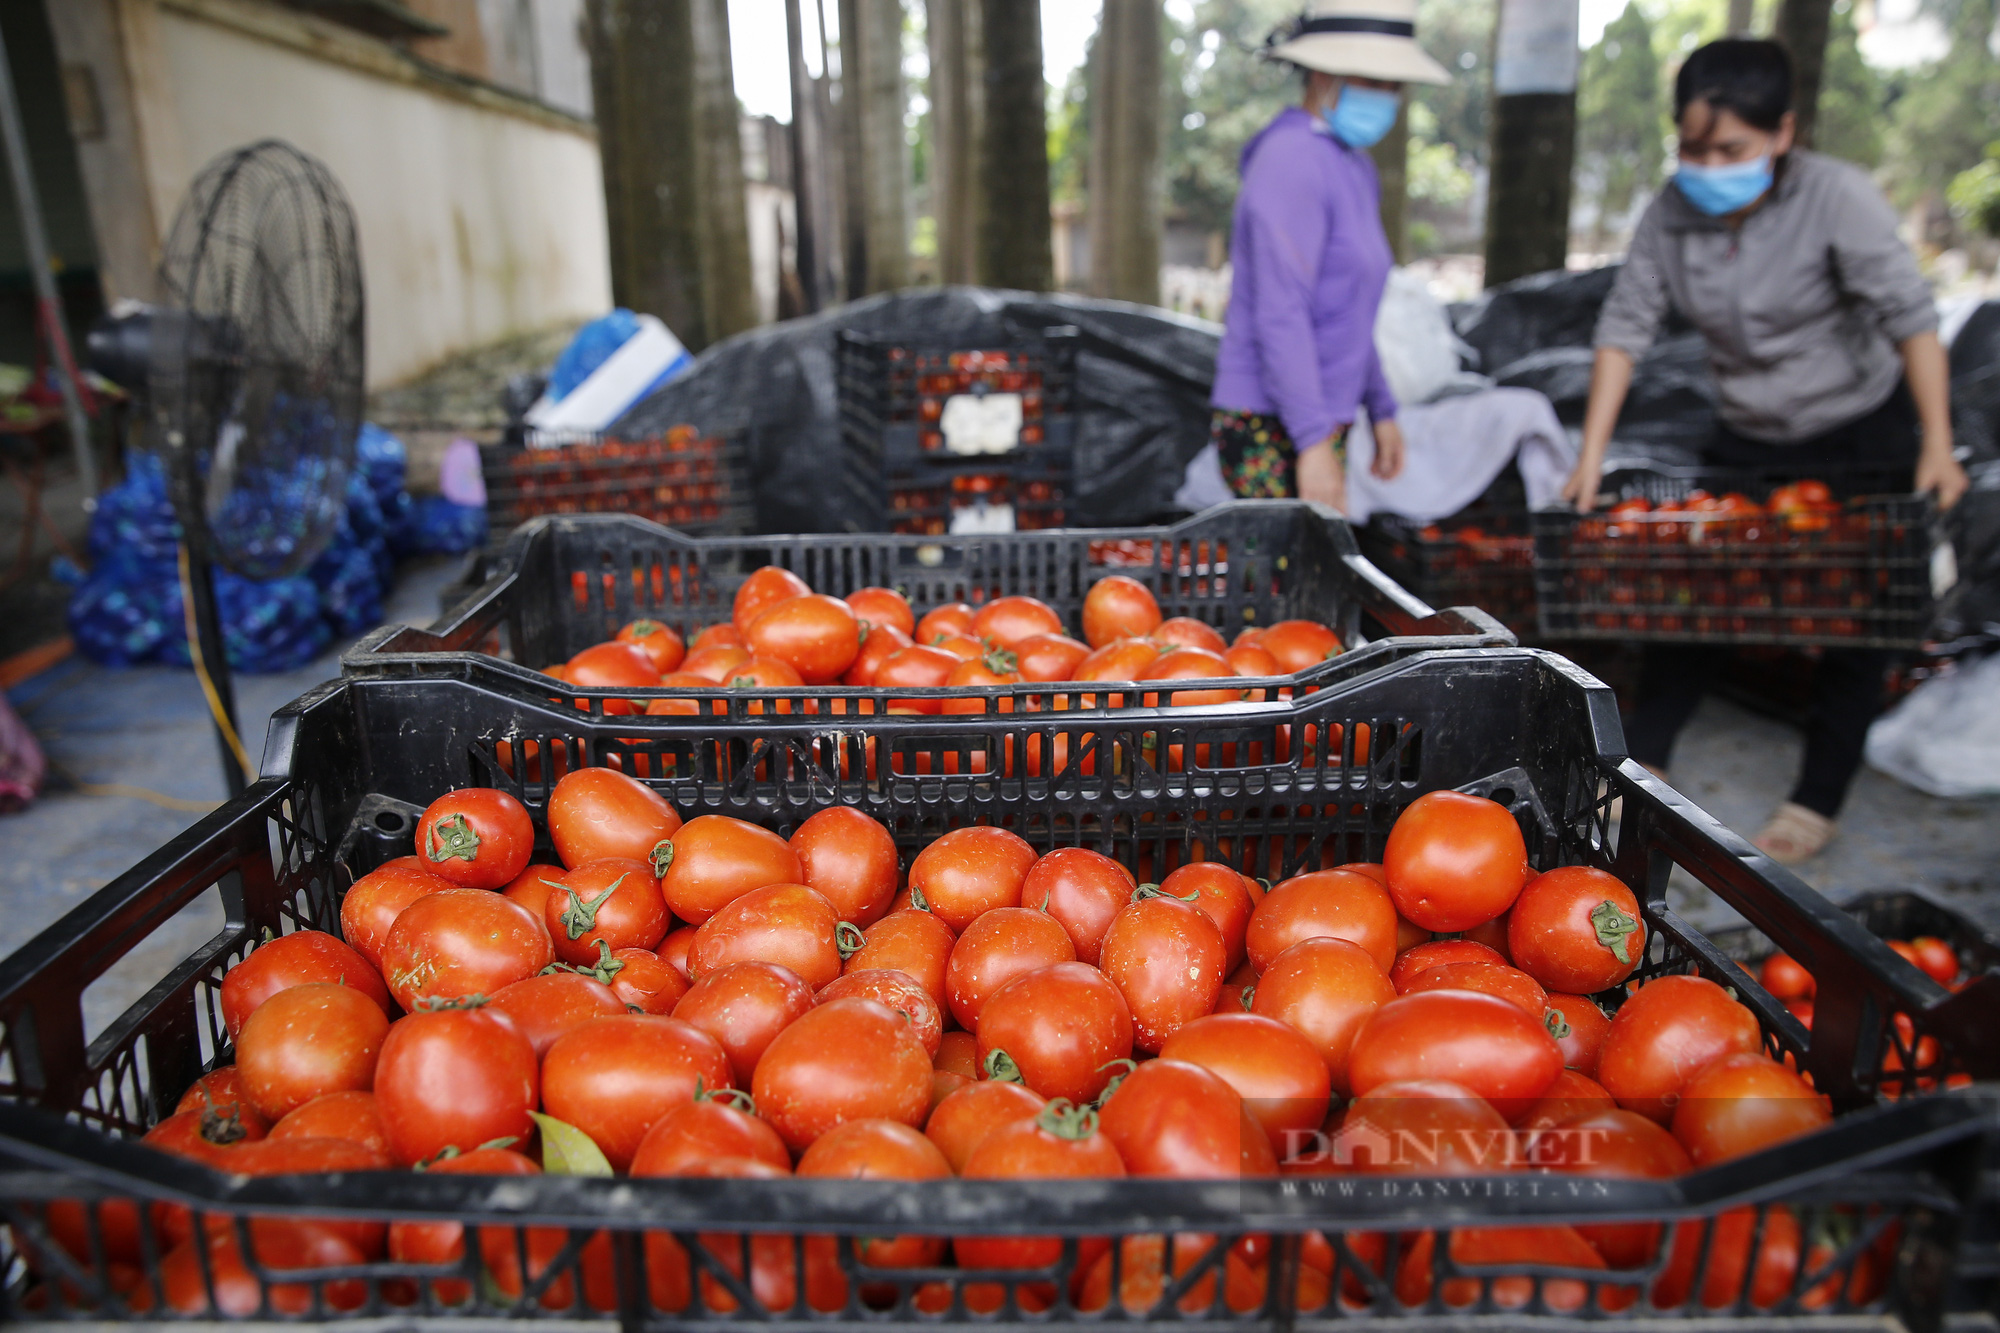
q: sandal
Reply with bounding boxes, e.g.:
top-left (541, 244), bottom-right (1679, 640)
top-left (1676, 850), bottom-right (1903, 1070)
top-left (1753, 801), bottom-right (1836, 865)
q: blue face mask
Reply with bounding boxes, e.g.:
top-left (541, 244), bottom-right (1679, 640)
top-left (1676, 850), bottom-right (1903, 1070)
top-left (1674, 155), bottom-right (1774, 217)
top-left (1323, 85), bottom-right (1400, 150)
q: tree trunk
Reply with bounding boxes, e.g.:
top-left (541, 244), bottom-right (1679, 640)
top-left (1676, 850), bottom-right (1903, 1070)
top-left (585, 0), bottom-right (756, 349)
top-left (928, 0), bottom-right (985, 286)
top-left (787, 0), bottom-right (826, 310)
top-left (1483, 0), bottom-right (1579, 286)
top-left (1370, 100), bottom-right (1409, 264)
top-left (1087, 0), bottom-right (1163, 305)
top-left (1773, 0), bottom-right (1833, 149)
top-left (838, 0), bottom-right (909, 296)
top-left (978, 0), bottom-right (1053, 291)
top-left (1726, 0), bottom-right (1756, 34)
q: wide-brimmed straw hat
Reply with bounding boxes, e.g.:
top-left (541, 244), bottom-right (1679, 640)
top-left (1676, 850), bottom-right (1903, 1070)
top-left (1264, 0), bottom-right (1452, 86)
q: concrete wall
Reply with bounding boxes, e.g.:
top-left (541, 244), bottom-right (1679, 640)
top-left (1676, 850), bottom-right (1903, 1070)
top-left (50, 0), bottom-right (610, 388)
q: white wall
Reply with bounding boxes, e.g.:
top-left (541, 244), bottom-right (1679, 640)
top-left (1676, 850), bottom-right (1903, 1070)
top-left (152, 7), bottom-right (611, 388)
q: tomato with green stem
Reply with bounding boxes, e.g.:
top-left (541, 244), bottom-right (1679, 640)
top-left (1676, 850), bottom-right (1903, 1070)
top-left (1507, 866), bottom-right (1646, 994)
top-left (542, 1014), bottom-right (734, 1171)
top-left (547, 769), bottom-right (682, 872)
top-left (751, 998), bottom-right (933, 1151)
top-left (373, 998), bottom-right (538, 1167)
top-left (1099, 892), bottom-right (1226, 1052)
top-left (543, 859), bottom-right (669, 966)
top-left (690, 883), bottom-right (847, 989)
top-left (220, 930), bottom-right (387, 1041)
top-left (975, 961), bottom-right (1134, 1105)
top-left (414, 788), bottom-right (534, 891)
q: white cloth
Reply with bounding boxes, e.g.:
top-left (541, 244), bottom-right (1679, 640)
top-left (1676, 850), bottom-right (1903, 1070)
top-left (1343, 388), bottom-right (1576, 524)
top-left (1865, 652), bottom-right (2000, 799)
top-left (1374, 268), bottom-right (1488, 407)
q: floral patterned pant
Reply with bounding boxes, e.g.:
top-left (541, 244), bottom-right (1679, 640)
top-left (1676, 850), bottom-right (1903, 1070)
top-left (1210, 410), bottom-right (1346, 499)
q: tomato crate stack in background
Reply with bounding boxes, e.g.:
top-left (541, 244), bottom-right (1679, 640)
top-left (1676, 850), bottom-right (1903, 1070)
top-left (342, 502), bottom-right (1515, 710)
top-left (480, 424), bottom-right (754, 538)
top-left (837, 327), bottom-right (1078, 534)
top-left (1532, 464), bottom-right (1944, 648)
top-left (1361, 507), bottom-right (1540, 640)
top-left (0, 649), bottom-right (1995, 1329)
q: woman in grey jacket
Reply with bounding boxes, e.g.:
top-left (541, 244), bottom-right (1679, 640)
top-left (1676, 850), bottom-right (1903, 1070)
top-left (1563, 39), bottom-right (1968, 864)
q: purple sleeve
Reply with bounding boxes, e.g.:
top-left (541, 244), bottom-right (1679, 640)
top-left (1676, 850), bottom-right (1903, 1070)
top-left (1362, 344), bottom-right (1398, 422)
top-left (1238, 149), bottom-right (1338, 451)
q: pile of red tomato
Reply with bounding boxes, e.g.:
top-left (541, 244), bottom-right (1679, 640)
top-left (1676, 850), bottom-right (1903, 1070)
top-left (1559, 479), bottom-right (1901, 639)
top-left (489, 427), bottom-right (735, 530)
top-left (544, 566), bottom-right (1346, 710)
top-left (34, 767), bottom-right (1934, 1319)
top-left (1758, 937), bottom-right (1963, 1095)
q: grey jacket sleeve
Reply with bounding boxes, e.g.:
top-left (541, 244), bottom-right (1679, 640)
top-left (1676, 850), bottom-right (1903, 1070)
top-left (1825, 163), bottom-right (1938, 344)
top-left (1592, 196), bottom-right (1672, 359)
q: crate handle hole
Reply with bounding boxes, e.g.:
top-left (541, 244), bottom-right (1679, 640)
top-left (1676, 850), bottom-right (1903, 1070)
top-left (374, 810), bottom-right (409, 834)
top-left (1488, 786), bottom-right (1517, 807)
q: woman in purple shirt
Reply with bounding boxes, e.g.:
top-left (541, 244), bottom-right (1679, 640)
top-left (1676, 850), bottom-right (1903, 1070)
top-left (1210, 0), bottom-right (1449, 509)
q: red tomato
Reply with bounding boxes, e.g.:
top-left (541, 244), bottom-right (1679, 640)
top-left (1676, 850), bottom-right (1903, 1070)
top-left (843, 907), bottom-right (955, 1014)
top-left (924, 1079), bottom-right (1046, 1173)
top-left (970, 595), bottom-right (1063, 647)
top-left (1347, 990), bottom-right (1563, 1122)
top-left (788, 807), bottom-right (898, 929)
top-left (732, 565), bottom-right (811, 631)
top-left (632, 1086), bottom-right (791, 1174)
top-left (609, 946), bottom-right (690, 1014)
top-left (1153, 616), bottom-right (1229, 654)
top-left (1334, 1078), bottom-right (1516, 1173)
top-left (658, 815), bottom-right (803, 925)
top-left (1136, 647), bottom-right (1246, 707)
top-left (488, 971), bottom-right (626, 1056)
top-left (1082, 575), bottom-right (1162, 647)
top-left (340, 859), bottom-right (453, 973)
top-left (1226, 642), bottom-right (1281, 677)
top-left (373, 1002), bottom-right (538, 1166)
top-left (380, 888), bottom-right (552, 1011)
top-left (1020, 847), bottom-right (1136, 966)
top-left (845, 586), bottom-right (916, 637)
top-left (1100, 895), bottom-right (1227, 1052)
top-left (1758, 951), bottom-right (1816, 1000)
top-left (907, 826), bottom-right (1037, 932)
top-left (501, 862), bottom-right (566, 920)
top-left (941, 649), bottom-right (1024, 713)
top-left (1596, 975), bottom-right (1763, 1123)
top-left (174, 1067), bottom-right (270, 1136)
top-left (1515, 1068), bottom-right (1617, 1137)
top-left (159, 1225), bottom-right (368, 1315)
top-left (220, 930), bottom-right (388, 1041)
top-left (753, 997), bottom-right (933, 1150)
top-left (638, 1158), bottom-right (799, 1315)
top-left (975, 962), bottom-right (1134, 1104)
top-left (1259, 620), bottom-right (1341, 672)
top-left (1098, 1058), bottom-right (1276, 1177)
top-left (956, 1100), bottom-right (1125, 1287)
top-left (945, 907), bottom-right (1078, 1031)
top-left (414, 788), bottom-right (534, 890)
top-left (1159, 1012), bottom-right (1331, 1153)
top-left (1395, 1226), bottom-right (1624, 1313)
top-left (1545, 1106), bottom-right (1692, 1266)
top-left (1014, 632), bottom-right (1091, 681)
top-left (543, 1014), bottom-right (734, 1170)
top-left (680, 644), bottom-right (751, 682)
top-left (234, 983), bottom-right (388, 1121)
top-left (1545, 991), bottom-right (1614, 1077)
top-left (691, 883), bottom-right (844, 989)
top-left (267, 1089), bottom-right (387, 1158)
top-left (1155, 863), bottom-right (1258, 973)
top-left (1389, 938), bottom-right (1507, 991)
top-left (797, 1119), bottom-right (953, 1293)
top-left (616, 618), bottom-right (686, 673)
top-left (387, 1148), bottom-right (599, 1308)
top-left (566, 642), bottom-right (661, 715)
top-left (672, 960), bottom-right (815, 1085)
top-left (1250, 937), bottom-right (1395, 1097)
top-left (1382, 791), bottom-right (1530, 932)
top-left (935, 1029), bottom-right (979, 1078)
top-left (1669, 1052), bottom-right (1829, 1166)
top-left (841, 621), bottom-right (913, 686)
top-left (745, 593), bottom-right (862, 683)
top-left (1508, 866), bottom-right (1646, 993)
top-left (547, 768), bottom-right (682, 871)
top-left (544, 858), bottom-right (669, 965)
top-left (657, 926), bottom-right (697, 979)
top-left (1399, 960), bottom-right (1549, 1016)
top-left (690, 623), bottom-right (743, 653)
top-left (1906, 936), bottom-right (1959, 986)
top-left (818, 968), bottom-right (943, 1059)
top-left (873, 643), bottom-right (959, 710)
top-left (1653, 1206), bottom-right (1802, 1309)
top-left (914, 601), bottom-right (976, 645)
top-left (1246, 869), bottom-right (1398, 973)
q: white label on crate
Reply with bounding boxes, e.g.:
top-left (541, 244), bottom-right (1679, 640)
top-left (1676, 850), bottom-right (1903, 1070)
top-left (1932, 541), bottom-right (1959, 598)
top-left (950, 502), bottom-right (1017, 535)
top-left (940, 393), bottom-right (1024, 456)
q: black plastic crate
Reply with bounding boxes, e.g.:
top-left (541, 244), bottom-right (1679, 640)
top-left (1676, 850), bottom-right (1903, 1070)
top-left (0, 651), bottom-right (1995, 1327)
top-left (1361, 508), bottom-right (1539, 640)
top-left (341, 503), bottom-right (1516, 707)
top-left (1707, 887), bottom-right (2000, 989)
top-left (481, 425), bottom-right (754, 538)
top-left (1533, 464), bottom-right (1943, 649)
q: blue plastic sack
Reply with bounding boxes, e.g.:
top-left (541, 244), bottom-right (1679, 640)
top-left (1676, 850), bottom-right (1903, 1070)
top-left (157, 571), bottom-right (329, 674)
top-left (394, 496), bottom-right (487, 556)
top-left (67, 555), bottom-right (178, 667)
top-left (87, 451), bottom-right (180, 565)
top-left (547, 309), bottom-right (640, 402)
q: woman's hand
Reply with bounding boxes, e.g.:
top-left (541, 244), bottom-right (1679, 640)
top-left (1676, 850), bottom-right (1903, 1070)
top-left (1915, 438), bottom-right (1969, 510)
top-left (1295, 436), bottom-right (1346, 512)
top-left (1370, 418), bottom-right (1406, 480)
top-left (1560, 455), bottom-right (1606, 513)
